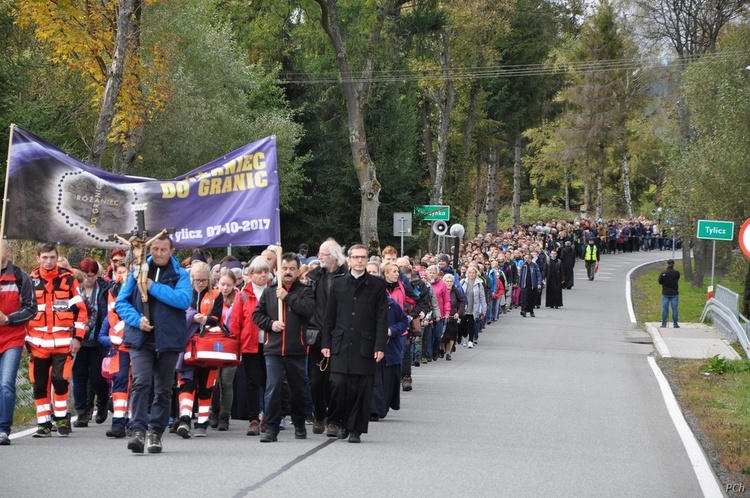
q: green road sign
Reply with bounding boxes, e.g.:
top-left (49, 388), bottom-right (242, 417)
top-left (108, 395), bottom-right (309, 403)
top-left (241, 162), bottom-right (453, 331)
top-left (414, 205), bottom-right (450, 221)
top-left (696, 219), bottom-right (734, 241)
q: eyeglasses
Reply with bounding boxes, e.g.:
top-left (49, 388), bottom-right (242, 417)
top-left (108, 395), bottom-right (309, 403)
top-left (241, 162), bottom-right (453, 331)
top-left (84, 273), bottom-right (97, 279)
top-left (193, 278), bottom-right (208, 283)
top-left (349, 255), bottom-right (368, 260)
top-left (318, 252), bottom-right (330, 258)
top-left (111, 258), bottom-right (124, 263)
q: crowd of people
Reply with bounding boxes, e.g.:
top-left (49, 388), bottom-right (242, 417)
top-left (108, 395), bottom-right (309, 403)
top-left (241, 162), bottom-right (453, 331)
top-left (0, 214), bottom-right (672, 450)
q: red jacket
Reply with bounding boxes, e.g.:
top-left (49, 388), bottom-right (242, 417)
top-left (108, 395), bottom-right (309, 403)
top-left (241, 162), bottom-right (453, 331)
top-left (27, 265), bottom-right (88, 354)
top-left (230, 284), bottom-right (263, 353)
top-left (0, 263), bottom-right (36, 353)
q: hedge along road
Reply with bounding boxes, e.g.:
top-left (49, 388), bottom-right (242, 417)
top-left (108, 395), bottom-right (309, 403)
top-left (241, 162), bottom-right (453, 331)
top-left (1, 250), bottom-right (717, 497)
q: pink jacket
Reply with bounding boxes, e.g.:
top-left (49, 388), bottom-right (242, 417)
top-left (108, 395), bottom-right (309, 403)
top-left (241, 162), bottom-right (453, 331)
top-left (430, 278), bottom-right (450, 318)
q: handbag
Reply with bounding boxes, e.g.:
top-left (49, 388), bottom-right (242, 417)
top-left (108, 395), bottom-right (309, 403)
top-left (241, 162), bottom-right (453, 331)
top-left (305, 327), bottom-right (320, 346)
top-left (101, 355), bottom-right (114, 380)
top-left (184, 322), bottom-right (241, 369)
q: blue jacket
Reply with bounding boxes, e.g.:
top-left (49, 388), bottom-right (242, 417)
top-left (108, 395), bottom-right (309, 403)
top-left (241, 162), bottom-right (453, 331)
top-left (487, 268), bottom-right (498, 295)
top-left (385, 296), bottom-right (408, 367)
top-left (81, 276), bottom-right (112, 344)
top-left (519, 262), bottom-right (543, 289)
top-left (115, 255), bottom-right (192, 352)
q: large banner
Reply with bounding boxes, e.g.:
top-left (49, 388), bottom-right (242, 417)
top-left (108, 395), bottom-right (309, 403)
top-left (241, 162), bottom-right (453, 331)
top-left (5, 126), bottom-right (280, 250)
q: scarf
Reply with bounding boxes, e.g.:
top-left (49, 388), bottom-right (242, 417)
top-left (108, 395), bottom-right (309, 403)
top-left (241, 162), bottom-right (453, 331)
top-left (252, 282), bottom-right (266, 301)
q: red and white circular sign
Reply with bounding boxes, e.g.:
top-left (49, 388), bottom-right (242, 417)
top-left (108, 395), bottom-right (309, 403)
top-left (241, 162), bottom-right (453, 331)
top-left (739, 219), bottom-right (750, 259)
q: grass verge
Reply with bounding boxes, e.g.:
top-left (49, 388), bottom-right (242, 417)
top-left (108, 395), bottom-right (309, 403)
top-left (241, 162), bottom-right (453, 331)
top-left (632, 261), bottom-right (744, 325)
top-left (657, 357), bottom-right (750, 491)
top-left (632, 261), bottom-right (750, 493)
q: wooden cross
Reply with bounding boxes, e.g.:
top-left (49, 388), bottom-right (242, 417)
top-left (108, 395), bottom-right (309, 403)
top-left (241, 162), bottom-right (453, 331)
top-left (109, 204), bottom-right (174, 317)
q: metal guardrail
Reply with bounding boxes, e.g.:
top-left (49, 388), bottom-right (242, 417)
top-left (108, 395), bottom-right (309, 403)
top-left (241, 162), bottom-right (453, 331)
top-left (15, 366), bottom-right (34, 409)
top-left (701, 287), bottom-right (750, 360)
top-left (714, 285), bottom-right (740, 317)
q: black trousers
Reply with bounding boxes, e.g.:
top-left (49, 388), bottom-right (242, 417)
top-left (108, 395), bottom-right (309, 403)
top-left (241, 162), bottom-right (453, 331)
top-left (307, 345), bottom-right (330, 422)
top-left (329, 372), bottom-right (374, 434)
top-left (32, 353), bottom-right (69, 400)
top-left (520, 287), bottom-right (537, 313)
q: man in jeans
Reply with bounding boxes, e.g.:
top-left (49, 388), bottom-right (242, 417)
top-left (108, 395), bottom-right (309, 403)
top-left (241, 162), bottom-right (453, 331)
top-left (116, 235), bottom-right (191, 454)
top-left (0, 241), bottom-right (37, 445)
top-left (658, 259), bottom-right (680, 328)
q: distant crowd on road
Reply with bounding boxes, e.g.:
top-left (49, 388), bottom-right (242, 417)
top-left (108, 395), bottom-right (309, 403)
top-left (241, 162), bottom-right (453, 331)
top-left (0, 214), bottom-right (676, 450)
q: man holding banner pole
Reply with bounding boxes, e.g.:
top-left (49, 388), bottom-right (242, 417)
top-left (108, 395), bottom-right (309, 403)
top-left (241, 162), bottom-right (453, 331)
top-left (116, 234), bottom-right (191, 454)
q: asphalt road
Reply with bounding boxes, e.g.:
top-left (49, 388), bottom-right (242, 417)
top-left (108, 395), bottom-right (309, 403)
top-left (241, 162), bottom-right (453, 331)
top-left (1, 250), bottom-right (710, 497)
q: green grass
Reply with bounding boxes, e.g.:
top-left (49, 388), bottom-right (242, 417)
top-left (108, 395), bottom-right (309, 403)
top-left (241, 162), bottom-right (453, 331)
top-left (633, 263), bottom-right (750, 489)
top-left (633, 261), bottom-right (744, 325)
top-left (658, 358), bottom-right (750, 485)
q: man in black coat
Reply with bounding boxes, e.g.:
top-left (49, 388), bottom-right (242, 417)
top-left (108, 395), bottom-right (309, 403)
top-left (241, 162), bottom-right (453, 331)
top-left (658, 259), bottom-right (680, 328)
top-left (306, 238), bottom-right (348, 435)
top-left (559, 241), bottom-right (576, 289)
top-left (321, 244), bottom-right (388, 443)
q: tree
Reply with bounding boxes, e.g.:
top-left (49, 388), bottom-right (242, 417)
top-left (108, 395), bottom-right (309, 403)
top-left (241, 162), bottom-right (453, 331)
top-left (14, 0), bottom-right (172, 170)
top-left (0, 0), bottom-right (94, 179)
top-left (311, 0), bottom-right (407, 251)
top-left (551, 0), bottom-right (627, 219)
top-left (484, 0), bottom-right (566, 224)
top-left (636, 0), bottom-right (747, 285)
top-left (131, 0), bottom-right (306, 211)
top-left (678, 24), bottom-right (750, 279)
top-left (89, 0), bottom-right (135, 167)
top-left (524, 118), bottom-right (577, 211)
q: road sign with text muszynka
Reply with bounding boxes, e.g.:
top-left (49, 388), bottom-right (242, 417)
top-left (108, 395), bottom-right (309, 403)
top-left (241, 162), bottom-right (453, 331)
top-left (696, 219), bottom-right (734, 241)
top-left (414, 205), bottom-right (450, 221)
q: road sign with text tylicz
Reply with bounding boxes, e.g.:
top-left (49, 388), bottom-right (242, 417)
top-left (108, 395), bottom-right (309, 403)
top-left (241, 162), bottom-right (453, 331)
top-left (414, 205), bottom-right (450, 221)
top-left (696, 219), bottom-right (734, 241)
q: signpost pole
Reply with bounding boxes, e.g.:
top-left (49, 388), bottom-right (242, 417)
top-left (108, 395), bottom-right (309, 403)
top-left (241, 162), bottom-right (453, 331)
top-left (418, 226), bottom-right (421, 260)
top-left (399, 216), bottom-right (405, 257)
top-left (711, 239), bottom-right (716, 292)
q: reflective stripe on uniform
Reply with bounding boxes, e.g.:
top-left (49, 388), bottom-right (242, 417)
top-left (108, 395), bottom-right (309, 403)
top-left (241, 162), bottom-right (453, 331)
top-left (36, 401), bottom-right (52, 424)
top-left (112, 394), bottom-right (128, 419)
top-left (25, 335), bottom-right (73, 348)
top-left (52, 397), bottom-right (68, 417)
top-left (179, 393), bottom-right (193, 418)
top-left (193, 351), bottom-right (238, 361)
top-left (197, 404), bottom-right (210, 424)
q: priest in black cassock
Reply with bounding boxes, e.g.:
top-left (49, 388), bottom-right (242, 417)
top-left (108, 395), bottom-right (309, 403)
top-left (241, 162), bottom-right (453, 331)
top-left (545, 250), bottom-right (564, 309)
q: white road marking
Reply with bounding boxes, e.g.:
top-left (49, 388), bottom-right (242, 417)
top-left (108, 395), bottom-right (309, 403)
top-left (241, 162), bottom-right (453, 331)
top-left (647, 356), bottom-right (724, 498)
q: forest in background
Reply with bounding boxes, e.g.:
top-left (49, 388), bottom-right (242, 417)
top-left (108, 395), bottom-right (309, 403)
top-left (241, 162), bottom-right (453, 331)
top-left (1, 0), bottom-right (749, 287)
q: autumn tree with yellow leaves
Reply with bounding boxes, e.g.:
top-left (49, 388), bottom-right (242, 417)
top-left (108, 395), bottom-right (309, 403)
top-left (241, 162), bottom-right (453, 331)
top-left (15, 0), bottom-right (171, 171)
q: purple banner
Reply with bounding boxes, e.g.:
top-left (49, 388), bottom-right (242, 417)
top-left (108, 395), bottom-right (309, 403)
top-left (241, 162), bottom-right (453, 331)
top-left (6, 126), bottom-right (280, 249)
